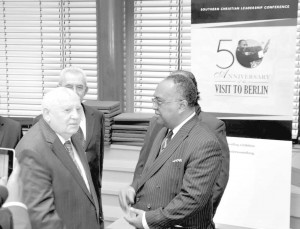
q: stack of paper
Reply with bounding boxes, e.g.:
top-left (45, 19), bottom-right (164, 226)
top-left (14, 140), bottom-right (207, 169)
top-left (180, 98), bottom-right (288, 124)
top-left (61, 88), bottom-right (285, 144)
top-left (83, 100), bottom-right (121, 145)
top-left (111, 113), bottom-right (154, 146)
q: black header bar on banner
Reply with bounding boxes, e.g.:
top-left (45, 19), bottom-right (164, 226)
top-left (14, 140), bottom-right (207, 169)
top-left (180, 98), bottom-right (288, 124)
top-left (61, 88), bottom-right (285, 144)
top-left (192, 0), bottom-right (298, 24)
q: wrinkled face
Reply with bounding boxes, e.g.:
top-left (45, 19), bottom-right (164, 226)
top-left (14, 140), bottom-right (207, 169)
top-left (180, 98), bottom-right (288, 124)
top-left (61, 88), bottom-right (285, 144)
top-left (45, 93), bottom-right (83, 140)
top-left (61, 72), bottom-right (87, 102)
top-left (152, 80), bottom-right (182, 129)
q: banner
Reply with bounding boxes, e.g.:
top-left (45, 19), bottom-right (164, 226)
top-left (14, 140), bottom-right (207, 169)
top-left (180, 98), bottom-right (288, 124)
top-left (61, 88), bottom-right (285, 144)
top-left (191, 0), bottom-right (297, 119)
top-left (191, 1), bottom-right (297, 228)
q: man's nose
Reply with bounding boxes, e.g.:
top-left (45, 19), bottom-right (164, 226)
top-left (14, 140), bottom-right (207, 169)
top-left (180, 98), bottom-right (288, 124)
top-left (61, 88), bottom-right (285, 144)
top-left (72, 86), bottom-right (78, 94)
top-left (71, 109), bottom-right (81, 120)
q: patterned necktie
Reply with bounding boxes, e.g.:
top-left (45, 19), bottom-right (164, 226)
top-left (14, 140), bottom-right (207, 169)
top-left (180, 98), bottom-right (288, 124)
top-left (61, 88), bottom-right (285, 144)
top-left (64, 140), bottom-right (85, 179)
top-left (159, 130), bottom-right (173, 155)
top-left (75, 127), bottom-right (86, 150)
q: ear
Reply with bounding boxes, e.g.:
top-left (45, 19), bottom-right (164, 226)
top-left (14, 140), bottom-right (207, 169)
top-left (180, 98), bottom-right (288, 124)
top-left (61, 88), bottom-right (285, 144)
top-left (42, 108), bottom-right (51, 123)
top-left (84, 86), bottom-right (89, 96)
top-left (178, 100), bottom-right (188, 113)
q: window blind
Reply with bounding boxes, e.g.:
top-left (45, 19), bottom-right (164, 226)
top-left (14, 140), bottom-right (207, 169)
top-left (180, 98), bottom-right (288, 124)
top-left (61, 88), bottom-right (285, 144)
top-left (133, 0), bottom-right (191, 113)
top-left (0, 0), bottom-right (98, 117)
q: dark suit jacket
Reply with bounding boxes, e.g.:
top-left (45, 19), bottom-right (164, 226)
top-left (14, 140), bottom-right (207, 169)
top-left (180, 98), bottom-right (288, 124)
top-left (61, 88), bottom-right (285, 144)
top-left (82, 104), bottom-right (105, 228)
top-left (33, 104), bottom-right (105, 228)
top-left (0, 116), bottom-right (23, 149)
top-left (0, 206), bottom-right (32, 229)
top-left (132, 115), bottom-right (222, 228)
top-left (16, 119), bottom-right (101, 229)
top-left (133, 106), bottom-right (230, 215)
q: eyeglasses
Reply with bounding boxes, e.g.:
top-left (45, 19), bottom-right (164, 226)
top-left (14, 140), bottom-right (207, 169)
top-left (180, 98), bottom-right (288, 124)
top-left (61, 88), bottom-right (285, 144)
top-left (152, 97), bottom-right (183, 107)
top-left (65, 84), bottom-right (85, 93)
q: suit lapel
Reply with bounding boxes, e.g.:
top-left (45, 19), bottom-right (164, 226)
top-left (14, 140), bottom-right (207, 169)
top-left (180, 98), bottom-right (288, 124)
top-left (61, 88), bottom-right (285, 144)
top-left (137, 115), bottom-right (199, 191)
top-left (143, 127), bottom-right (168, 169)
top-left (39, 119), bottom-right (97, 213)
top-left (0, 117), bottom-right (5, 146)
top-left (82, 104), bottom-right (95, 150)
top-left (72, 134), bottom-right (100, 218)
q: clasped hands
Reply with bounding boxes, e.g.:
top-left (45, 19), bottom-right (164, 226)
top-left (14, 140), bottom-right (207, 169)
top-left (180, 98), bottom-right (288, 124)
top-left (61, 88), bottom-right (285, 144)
top-left (118, 186), bottom-right (145, 229)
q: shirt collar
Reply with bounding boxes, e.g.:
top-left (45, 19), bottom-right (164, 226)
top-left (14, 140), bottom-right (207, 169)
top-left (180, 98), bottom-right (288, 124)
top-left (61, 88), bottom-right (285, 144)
top-left (56, 133), bottom-right (71, 145)
top-left (171, 112), bottom-right (196, 138)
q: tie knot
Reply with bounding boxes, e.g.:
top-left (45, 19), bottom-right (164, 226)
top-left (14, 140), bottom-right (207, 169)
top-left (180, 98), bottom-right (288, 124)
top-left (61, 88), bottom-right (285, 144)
top-left (166, 130), bottom-right (173, 139)
top-left (159, 129), bottom-right (173, 155)
top-left (64, 140), bottom-right (73, 155)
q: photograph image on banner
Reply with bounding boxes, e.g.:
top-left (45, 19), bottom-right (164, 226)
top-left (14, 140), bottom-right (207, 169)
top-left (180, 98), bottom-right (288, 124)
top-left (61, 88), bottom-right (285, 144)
top-left (191, 0), bottom-right (298, 229)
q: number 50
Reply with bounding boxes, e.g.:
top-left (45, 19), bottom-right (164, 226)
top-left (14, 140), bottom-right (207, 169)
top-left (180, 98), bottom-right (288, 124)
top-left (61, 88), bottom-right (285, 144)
top-left (216, 40), bottom-right (234, 69)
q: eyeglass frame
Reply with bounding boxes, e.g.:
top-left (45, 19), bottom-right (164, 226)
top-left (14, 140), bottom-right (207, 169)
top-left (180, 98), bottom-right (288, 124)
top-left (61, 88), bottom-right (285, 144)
top-left (152, 97), bottom-right (184, 107)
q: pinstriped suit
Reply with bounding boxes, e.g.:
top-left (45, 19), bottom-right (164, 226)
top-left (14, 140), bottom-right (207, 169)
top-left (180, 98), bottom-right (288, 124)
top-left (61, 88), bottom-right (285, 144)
top-left (132, 115), bottom-right (222, 229)
top-left (16, 119), bottom-right (101, 229)
top-left (133, 105), bottom-right (229, 216)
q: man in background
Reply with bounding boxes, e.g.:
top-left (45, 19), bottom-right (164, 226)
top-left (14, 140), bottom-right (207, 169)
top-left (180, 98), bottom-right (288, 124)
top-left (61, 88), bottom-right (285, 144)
top-left (133, 70), bottom-right (230, 215)
top-left (119, 74), bottom-right (222, 228)
top-left (0, 160), bottom-right (31, 229)
top-left (58, 67), bottom-right (105, 228)
top-left (16, 87), bottom-right (102, 229)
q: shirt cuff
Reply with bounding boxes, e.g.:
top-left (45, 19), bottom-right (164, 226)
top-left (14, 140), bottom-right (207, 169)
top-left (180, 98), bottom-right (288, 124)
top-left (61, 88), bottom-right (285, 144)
top-left (128, 186), bottom-right (136, 194)
top-left (142, 212), bottom-right (150, 229)
top-left (2, 201), bottom-right (28, 210)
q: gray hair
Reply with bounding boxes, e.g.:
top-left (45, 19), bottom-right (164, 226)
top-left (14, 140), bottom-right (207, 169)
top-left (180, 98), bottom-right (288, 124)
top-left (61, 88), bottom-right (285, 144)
top-left (59, 67), bottom-right (87, 87)
top-left (42, 87), bottom-right (79, 110)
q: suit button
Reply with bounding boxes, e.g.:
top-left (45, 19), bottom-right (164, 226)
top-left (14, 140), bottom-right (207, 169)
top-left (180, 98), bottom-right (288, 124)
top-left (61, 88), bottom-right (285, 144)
top-left (136, 197), bottom-right (140, 202)
top-left (147, 204), bottom-right (151, 209)
top-left (156, 185), bottom-right (160, 188)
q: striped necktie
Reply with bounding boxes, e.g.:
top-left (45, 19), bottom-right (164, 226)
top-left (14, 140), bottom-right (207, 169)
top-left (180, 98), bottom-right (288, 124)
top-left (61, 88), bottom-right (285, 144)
top-left (159, 130), bottom-right (173, 155)
top-left (64, 140), bottom-right (85, 179)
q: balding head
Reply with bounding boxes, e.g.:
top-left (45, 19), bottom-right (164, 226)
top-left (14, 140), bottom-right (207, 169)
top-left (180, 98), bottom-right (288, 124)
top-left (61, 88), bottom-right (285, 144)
top-left (42, 87), bottom-right (82, 140)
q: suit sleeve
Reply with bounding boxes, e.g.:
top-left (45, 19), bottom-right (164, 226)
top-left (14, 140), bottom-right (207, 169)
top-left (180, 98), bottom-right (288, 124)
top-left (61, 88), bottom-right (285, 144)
top-left (212, 121), bottom-right (230, 214)
top-left (8, 206), bottom-right (32, 229)
top-left (18, 149), bottom-right (66, 229)
top-left (145, 138), bottom-right (222, 228)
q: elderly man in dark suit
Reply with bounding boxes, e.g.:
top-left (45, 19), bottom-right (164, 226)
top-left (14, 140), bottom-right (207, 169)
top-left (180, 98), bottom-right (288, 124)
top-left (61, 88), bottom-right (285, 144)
top-left (58, 67), bottom-right (105, 228)
top-left (133, 70), bottom-right (230, 216)
top-left (16, 87), bottom-right (102, 229)
top-left (32, 67), bottom-right (105, 228)
top-left (119, 74), bottom-right (222, 229)
top-left (0, 116), bottom-right (22, 149)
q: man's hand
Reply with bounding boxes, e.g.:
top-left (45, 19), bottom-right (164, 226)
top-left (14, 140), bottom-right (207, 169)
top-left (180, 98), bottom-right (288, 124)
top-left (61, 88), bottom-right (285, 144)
top-left (118, 186), bottom-right (136, 212)
top-left (124, 207), bottom-right (145, 229)
top-left (6, 159), bottom-right (23, 203)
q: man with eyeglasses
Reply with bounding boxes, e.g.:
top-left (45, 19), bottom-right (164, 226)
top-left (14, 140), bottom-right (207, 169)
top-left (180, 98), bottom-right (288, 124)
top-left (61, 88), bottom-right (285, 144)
top-left (119, 74), bottom-right (222, 229)
top-left (133, 70), bottom-right (229, 217)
